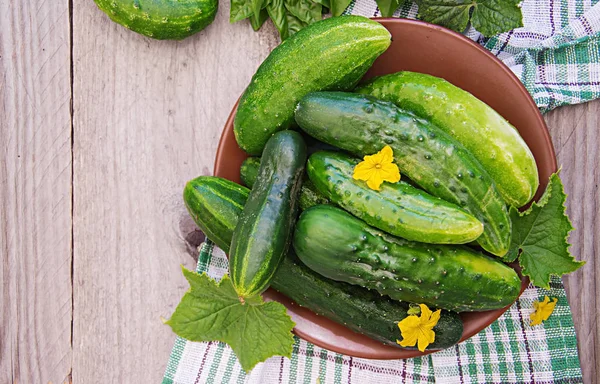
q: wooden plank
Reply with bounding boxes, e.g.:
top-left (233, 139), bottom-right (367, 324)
top-left (71, 2), bottom-right (279, 382)
top-left (0, 1), bottom-right (73, 383)
top-left (544, 100), bottom-right (600, 384)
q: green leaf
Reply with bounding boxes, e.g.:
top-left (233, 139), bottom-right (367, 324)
top-left (165, 268), bottom-right (295, 372)
top-left (230, 0), bottom-right (254, 23)
top-left (330, 0), bottom-right (353, 16)
top-left (286, 12), bottom-right (308, 35)
top-left (507, 173), bottom-right (585, 288)
top-left (250, 0), bottom-right (269, 27)
top-left (250, 8), bottom-right (270, 30)
top-left (471, 0), bottom-right (523, 37)
top-left (414, 0), bottom-right (523, 37)
top-left (285, 0), bottom-right (322, 24)
top-left (313, 0), bottom-right (330, 9)
top-left (375, 0), bottom-right (402, 17)
top-left (267, 0), bottom-right (290, 40)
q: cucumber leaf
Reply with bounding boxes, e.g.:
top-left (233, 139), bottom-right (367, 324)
top-left (506, 173), bottom-right (585, 288)
top-left (250, 8), bottom-right (270, 30)
top-left (250, 0), bottom-right (269, 28)
top-left (165, 268), bottom-right (295, 372)
top-left (268, 0), bottom-right (290, 40)
top-left (230, 0), bottom-right (254, 22)
top-left (285, 0), bottom-right (322, 24)
top-left (414, 0), bottom-right (523, 37)
top-left (376, 0), bottom-right (403, 17)
top-left (287, 12), bottom-right (309, 35)
top-left (330, 0), bottom-right (353, 16)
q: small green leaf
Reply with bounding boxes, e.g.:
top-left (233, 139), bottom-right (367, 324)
top-left (375, 0), bottom-right (402, 17)
top-left (330, 0), bottom-right (353, 16)
top-left (285, 0), bottom-right (322, 24)
top-left (267, 0), bottom-right (290, 40)
top-left (250, 0), bottom-right (268, 28)
top-left (286, 12), bottom-right (308, 36)
top-left (471, 0), bottom-right (523, 37)
top-left (313, 0), bottom-right (330, 8)
top-left (414, 0), bottom-right (523, 36)
top-left (508, 173), bottom-right (585, 288)
top-left (407, 303), bottom-right (421, 315)
top-left (230, 0), bottom-right (254, 23)
top-left (166, 268), bottom-right (295, 372)
top-left (250, 8), bottom-right (270, 30)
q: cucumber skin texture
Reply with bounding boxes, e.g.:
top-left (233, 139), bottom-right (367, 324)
top-left (183, 176), bottom-right (463, 349)
top-left (240, 157), bottom-right (261, 189)
top-left (240, 157), bottom-right (329, 211)
top-left (230, 131), bottom-right (307, 298)
top-left (93, 0), bottom-right (217, 40)
top-left (233, 16), bottom-right (391, 155)
top-left (295, 92), bottom-right (511, 257)
top-left (356, 72), bottom-right (539, 207)
top-left (293, 205), bottom-right (521, 312)
top-left (307, 151), bottom-right (483, 244)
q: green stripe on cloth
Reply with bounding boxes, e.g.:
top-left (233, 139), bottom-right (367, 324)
top-left (164, 241), bottom-right (583, 383)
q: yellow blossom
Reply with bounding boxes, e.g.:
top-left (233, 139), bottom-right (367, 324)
top-left (352, 145), bottom-right (401, 190)
top-left (530, 296), bottom-right (558, 326)
top-left (397, 304), bottom-right (441, 352)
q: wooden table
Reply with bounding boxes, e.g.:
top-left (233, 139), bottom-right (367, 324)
top-left (1, 2), bottom-right (597, 383)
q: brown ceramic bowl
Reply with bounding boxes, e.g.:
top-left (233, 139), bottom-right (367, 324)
top-left (214, 18), bottom-right (557, 359)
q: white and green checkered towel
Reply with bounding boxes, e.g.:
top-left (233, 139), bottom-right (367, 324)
top-left (163, 242), bottom-right (582, 384)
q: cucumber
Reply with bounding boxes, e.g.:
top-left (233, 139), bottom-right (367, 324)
top-left (307, 151), bottom-right (483, 244)
top-left (182, 176), bottom-right (463, 349)
top-left (295, 92), bottom-right (511, 257)
top-left (230, 131), bottom-right (307, 298)
top-left (234, 15), bottom-right (391, 155)
top-left (239, 157), bottom-right (261, 188)
top-left (293, 205), bottom-right (521, 312)
top-left (93, 0), bottom-right (217, 40)
top-left (240, 157), bottom-right (329, 211)
top-left (356, 72), bottom-right (539, 207)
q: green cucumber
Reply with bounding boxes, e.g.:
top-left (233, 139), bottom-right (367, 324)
top-left (230, 131), bottom-right (307, 298)
top-left (93, 0), bottom-right (217, 40)
top-left (239, 157), bottom-right (261, 188)
top-left (183, 176), bottom-right (463, 349)
top-left (356, 72), bottom-right (539, 207)
top-left (293, 205), bottom-right (521, 312)
top-left (295, 92), bottom-right (511, 257)
top-left (240, 157), bottom-right (329, 211)
top-left (307, 151), bottom-right (483, 244)
top-left (233, 15), bottom-right (391, 155)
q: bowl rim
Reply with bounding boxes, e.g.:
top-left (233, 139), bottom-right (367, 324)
top-left (213, 17), bottom-right (557, 359)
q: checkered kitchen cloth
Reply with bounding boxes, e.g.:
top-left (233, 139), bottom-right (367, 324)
top-left (349, 0), bottom-right (600, 113)
top-left (163, 242), bottom-right (582, 384)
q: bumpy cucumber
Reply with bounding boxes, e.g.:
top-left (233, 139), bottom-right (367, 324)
top-left (295, 92), bottom-right (511, 257)
top-left (183, 176), bottom-right (249, 251)
top-left (307, 151), bottom-right (483, 244)
top-left (240, 157), bottom-right (329, 211)
top-left (239, 157), bottom-right (261, 188)
top-left (230, 131), bottom-right (306, 298)
top-left (293, 205), bottom-right (521, 312)
top-left (234, 16), bottom-right (391, 155)
top-left (183, 176), bottom-right (463, 349)
top-left (356, 72), bottom-right (539, 207)
top-left (93, 0), bottom-right (217, 40)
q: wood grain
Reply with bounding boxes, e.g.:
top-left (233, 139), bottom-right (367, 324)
top-left (70, 1), bottom-right (279, 382)
top-left (0, 1), bottom-right (73, 383)
top-left (544, 101), bottom-right (600, 384)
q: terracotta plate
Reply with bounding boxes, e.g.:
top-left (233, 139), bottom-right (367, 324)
top-left (214, 18), bottom-right (557, 359)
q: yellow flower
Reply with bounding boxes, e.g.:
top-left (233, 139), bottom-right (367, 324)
top-left (397, 304), bottom-right (441, 352)
top-left (530, 296), bottom-right (558, 326)
top-left (353, 145), bottom-right (401, 190)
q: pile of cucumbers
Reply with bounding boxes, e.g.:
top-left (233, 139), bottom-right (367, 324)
top-left (184, 16), bottom-right (539, 351)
